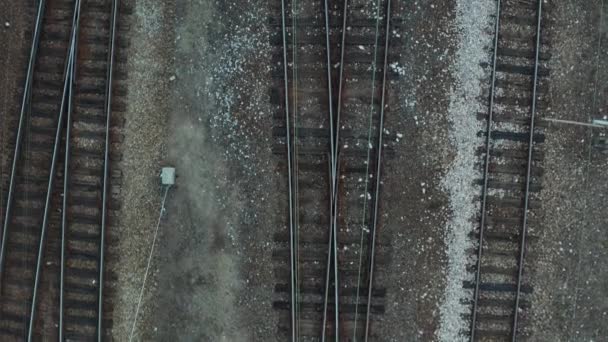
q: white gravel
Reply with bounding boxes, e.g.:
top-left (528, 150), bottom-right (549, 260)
top-left (205, 4), bottom-right (271, 176)
top-left (437, 1), bottom-right (494, 341)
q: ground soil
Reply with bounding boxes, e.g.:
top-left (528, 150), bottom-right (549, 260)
top-left (0, 0), bottom-right (29, 214)
top-left (530, 0), bottom-right (608, 340)
top-left (109, 0), bottom-right (175, 339)
top-left (116, 0), bottom-right (280, 340)
top-left (376, 1), bottom-right (456, 340)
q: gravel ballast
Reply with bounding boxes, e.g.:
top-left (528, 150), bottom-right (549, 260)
top-left (437, 1), bottom-right (493, 341)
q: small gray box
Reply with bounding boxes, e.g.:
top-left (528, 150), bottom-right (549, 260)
top-left (161, 167), bottom-right (176, 185)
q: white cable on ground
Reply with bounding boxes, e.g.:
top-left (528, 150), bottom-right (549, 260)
top-left (128, 184), bottom-right (171, 342)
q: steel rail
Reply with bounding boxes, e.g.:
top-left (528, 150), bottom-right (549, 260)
top-left (323, 0), bottom-right (336, 186)
top-left (469, 0), bottom-right (502, 340)
top-left (321, 0), bottom-right (349, 339)
top-left (280, 0), bottom-right (298, 340)
top-left (59, 12), bottom-right (80, 341)
top-left (332, 8), bottom-right (349, 334)
top-left (321, 0), bottom-right (339, 339)
top-left (28, 1), bottom-right (81, 340)
top-left (512, 1), bottom-right (543, 340)
top-left (322, 155), bottom-right (342, 342)
top-left (58, 78), bottom-right (73, 342)
top-left (291, 0), bottom-right (301, 337)
top-left (330, 0), bottom-right (349, 186)
top-left (98, 0), bottom-right (119, 340)
top-left (363, 0), bottom-right (391, 340)
top-left (0, 0), bottom-right (47, 291)
top-left (321, 156), bottom-right (335, 342)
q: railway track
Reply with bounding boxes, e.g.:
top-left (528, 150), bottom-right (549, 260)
top-left (469, 0), bottom-right (551, 340)
top-left (270, 0), bottom-right (399, 340)
top-left (0, 0), bottom-right (129, 340)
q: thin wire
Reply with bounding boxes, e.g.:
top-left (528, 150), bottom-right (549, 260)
top-left (352, 0), bottom-right (383, 338)
top-left (542, 118), bottom-right (606, 128)
top-left (128, 185), bottom-right (171, 341)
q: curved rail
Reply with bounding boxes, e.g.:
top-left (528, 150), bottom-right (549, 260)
top-left (470, 0), bottom-right (502, 340)
top-left (28, 1), bottom-right (82, 340)
top-left (512, 0), bottom-right (543, 340)
top-left (322, 0), bottom-right (340, 335)
top-left (59, 3), bottom-right (82, 338)
top-left (98, 0), bottom-right (120, 340)
top-left (0, 0), bottom-right (122, 339)
top-left (275, 0), bottom-right (393, 339)
top-left (279, 0), bottom-right (298, 340)
top-left (321, 0), bottom-right (349, 339)
top-left (0, 0), bottom-right (47, 291)
top-left (364, 0), bottom-right (392, 340)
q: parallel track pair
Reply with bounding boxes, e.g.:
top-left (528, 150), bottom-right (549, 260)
top-left (471, 0), bottom-right (549, 340)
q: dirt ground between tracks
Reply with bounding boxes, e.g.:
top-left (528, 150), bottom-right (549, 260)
top-left (530, 0), bottom-right (608, 340)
